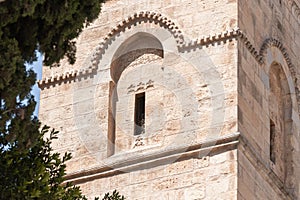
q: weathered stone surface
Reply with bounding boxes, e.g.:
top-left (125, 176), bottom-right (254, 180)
top-left (39, 0), bottom-right (300, 199)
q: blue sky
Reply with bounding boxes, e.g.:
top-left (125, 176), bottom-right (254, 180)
top-left (25, 52), bottom-right (43, 117)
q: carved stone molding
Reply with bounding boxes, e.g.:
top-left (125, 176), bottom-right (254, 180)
top-left (259, 38), bottom-right (294, 71)
top-left (38, 13), bottom-right (298, 113)
top-left (89, 11), bottom-right (185, 69)
top-left (236, 29), bottom-right (263, 63)
top-left (178, 28), bottom-right (239, 52)
top-left (38, 11), bottom-right (239, 88)
top-left (255, 37), bottom-right (300, 111)
top-left (127, 79), bottom-right (154, 94)
top-left (64, 132), bottom-right (240, 184)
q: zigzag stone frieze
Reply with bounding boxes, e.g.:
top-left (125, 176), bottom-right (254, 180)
top-left (89, 11), bottom-right (185, 68)
top-left (259, 37), bottom-right (300, 109)
top-left (38, 31), bottom-right (239, 88)
top-left (259, 38), bottom-right (294, 73)
top-left (178, 28), bottom-right (240, 51)
top-left (39, 11), bottom-right (185, 88)
top-left (38, 11), bottom-right (296, 94)
top-left (236, 29), bottom-right (263, 64)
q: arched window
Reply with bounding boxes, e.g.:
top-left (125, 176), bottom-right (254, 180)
top-left (107, 33), bottom-right (163, 156)
top-left (268, 62), bottom-right (292, 183)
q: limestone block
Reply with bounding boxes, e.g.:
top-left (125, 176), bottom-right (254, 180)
top-left (165, 159), bottom-right (194, 176)
top-left (184, 184), bottom-right (206, 200)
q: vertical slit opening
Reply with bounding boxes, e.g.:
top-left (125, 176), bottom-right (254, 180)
top-left (107, 81), bottom-right (116, 157)
top-left (270, 119), bottom-right (276, 163)
top-left (134, 92), bottom-right (145, 135)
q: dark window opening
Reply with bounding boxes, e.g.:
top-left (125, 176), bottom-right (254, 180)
top-left (134, 92), bottom-right (145, 135)
top-left (270, 119), bottom-right (276, 163)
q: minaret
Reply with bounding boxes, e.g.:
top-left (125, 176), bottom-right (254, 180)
top-left (39, 0), bottom-right (300, 199)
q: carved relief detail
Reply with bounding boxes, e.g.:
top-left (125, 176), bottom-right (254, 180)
top-left (127, 79), bottom-right (154, 94)
top-left (133, 136), bottom-right (145, 148)
top-left (38, 10), bottom-right (239, 87)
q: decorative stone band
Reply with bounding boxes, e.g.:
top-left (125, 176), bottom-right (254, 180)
top-left (89, 11), bottom-right (185, 69)
top-left (259, 38), bottom-right (295, 74)
top-left (37, 11), bottom-right (297, 96)
top-left (236, 29), bottom-right (263, 63)
top-left (38, 29), bottom-right (239, 88)
top-left (178, 28), bottom-right (240, 52)
top-left (237, 30), bottom-right (297, 80)
top-left (38, 66), bottom-right (96, 88)
top-left (236, 31), bottom-right (300, 112)
top-left (259, 37), bottom-right (300, 111)
top-left (64, 132), bottom-right (240, 184)
top-left (240, 135), bottom-right (294, 200)
top-left (37, 11), bottom-right (241, 88)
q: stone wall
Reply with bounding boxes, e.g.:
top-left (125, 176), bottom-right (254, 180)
top-left (238, 0), bottom-right (300, 199)
top-left (38, 0), bottom-right (300, 198)
top-left (39, 0), bottom-right (241, 199)
top-left (39, 40), bottom-right (238, 172)
top-left (78, 150), bottom-right (237, 200)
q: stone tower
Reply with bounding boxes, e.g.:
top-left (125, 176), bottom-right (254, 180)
top-left (39, 0), bottom-right (300, 199)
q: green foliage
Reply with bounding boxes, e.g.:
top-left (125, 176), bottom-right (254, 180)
top-left (0, 0), bottom-right (102, 66)
top-left (0, 0), bottom-right (104, 148)
top-left (102, 190), bottom-right (125, 200)
top-left (0, 0), bottom-right (103, 135)
top-left (0, 0), bottom-right (117, 199)
top-left (0, 124), bottom-right (125, 199)
top-left (0, 125), bottom-right (87, 199)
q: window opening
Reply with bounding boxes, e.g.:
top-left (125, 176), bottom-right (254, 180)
top-left (134, 92), bottom-right (145, 135)
top-left (270, 119), bottom-right (276, 163)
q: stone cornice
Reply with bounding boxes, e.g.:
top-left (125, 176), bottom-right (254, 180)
top-left (38, 11), bottom-right (240, 88)
top-left (235, 29), bottom-right (263, 63)
top-left (89, 11), bottom-right (185, 68)
top-left (64, 132), bottom-right (240, 184)
top-left (38, 28), bottom-right (239, 88)
top-left (259, 38), bottom-right (294, 73)
top-left (38, 13), bottom-right (297, 97)
top-left (178, 28), bottom-right (239, 52)
top-left (239, 34), bottom-right (300, 109)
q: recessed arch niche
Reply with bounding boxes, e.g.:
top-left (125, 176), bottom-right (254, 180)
top-left (268, 62), bottom-right (292, 184)
top-left (107, 32), bottom-right (164, 156)
top-left (260, 40), bottom-right (300, 195)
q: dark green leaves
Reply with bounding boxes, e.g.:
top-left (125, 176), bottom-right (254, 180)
top-left (102, 190), bottom-right (125, 200)
top-left (0, 126), bottom-right (84, 199)
top-left (0, 0), bottom-right (107, 199)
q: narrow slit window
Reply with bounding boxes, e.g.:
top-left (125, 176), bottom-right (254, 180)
top-left (134, 92), bottom-right (145, 135)
top-left (270, 119), bottom-right (276, 163)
